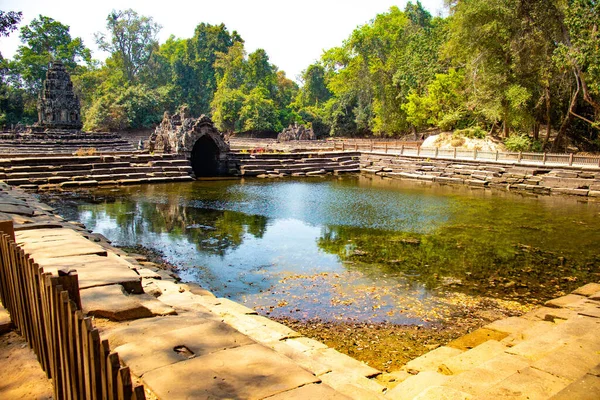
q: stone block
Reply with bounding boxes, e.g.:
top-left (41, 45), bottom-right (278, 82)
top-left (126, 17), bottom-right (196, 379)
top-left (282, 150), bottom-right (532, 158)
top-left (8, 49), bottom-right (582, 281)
top-left (447, 328), bottom-right (507, 351)
top-left (545, 294), bottom-right (588, 309)
top-left (550, 374), bottom-right (600, 400)
top-left (572, 283), bottom-right (600, 297)
top-left (443, 354), bottom-right (527, 396)
top-left (80, 284), bottom-right (175, 321)
top-left (265, 383), bottom-right (351, 399)
top-left (477, 367), bottom-right (570, 399)
top-left (114, 320), bottom-right (255, 375)
top-left (142, 343), bottom-right (319, 400)
top-left (386, 371), bottom-right (449, 400)
top-left (104, 311), bottom-right (217, 347)
top-left (413, 386), bottom-right (472, 400)
top-left (532, 340), bottom-right (600, 381)
top-left (310, 348), bottom-right (381, 378)
top-left (319, 371), bottom-right (386, 399)
top-left (402, 346), bottom-right (463, 374)
top-left (33, 253), bottom-right (143, 293)
top-left (439, 340), bottom-right (508, 375)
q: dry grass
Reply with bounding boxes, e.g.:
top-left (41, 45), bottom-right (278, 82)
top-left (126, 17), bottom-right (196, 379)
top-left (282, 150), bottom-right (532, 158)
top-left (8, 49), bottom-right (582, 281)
top-left (74, 147), bottom-right (97, 156)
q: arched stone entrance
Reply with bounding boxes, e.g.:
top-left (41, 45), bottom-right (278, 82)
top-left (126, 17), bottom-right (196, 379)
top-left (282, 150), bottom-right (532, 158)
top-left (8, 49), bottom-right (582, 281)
top-left (191, 135), bottom-right (220, 177)
top-left (148, 110), bottom-right (230, 178)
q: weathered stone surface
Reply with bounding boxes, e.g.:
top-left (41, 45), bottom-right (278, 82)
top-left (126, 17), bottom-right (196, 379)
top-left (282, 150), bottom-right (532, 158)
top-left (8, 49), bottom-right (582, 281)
top-left (36, 60), bottom-right (82, 130)
top-left (550, 373), bottom-right (600, 400)
top-left (142, 343), bottom-right (319, 399)
top-left (80, 284), bottom-right (174, 321)
top-left (115, 321), bottom-right (255, 375)
top-left (443, 353), bottom-right (530, 396)
top-left (33, 253), bottom-right (142, 293)
top-left (386, 371), bottom-right (449, 400)
top-left (449, 328), bottom-right (509, 350)
top-left (278, 123), bottom-right (316, 141)
top-left (413, 386), bottom-right (472, 400)
top-left (532, 340), bottom-right (600, 381)
top-left (0, 203), bottom-right (34, 216)
top-left (319, 372), bottom-right (386, 399)
top-left (439, 340), bottom-right (507, 375)
top-left (103, 312), bottom-right (217, 347)
top-left (264, 383), bottom-right (351, 399)
top-left (573, 283), bottom-right (600, 297)
top-left (310, 348), bottom-right (381, 378)
top-left (478, 367), bottom-right (570, 399)
top-left (545, 294), bottom-right (588, 309)
top-left (402, 346), bottom-right (464, 373)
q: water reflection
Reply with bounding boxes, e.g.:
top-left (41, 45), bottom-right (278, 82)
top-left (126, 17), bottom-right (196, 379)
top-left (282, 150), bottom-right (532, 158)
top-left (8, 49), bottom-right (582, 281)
top-left (43, 175), bottom-right (600, 324)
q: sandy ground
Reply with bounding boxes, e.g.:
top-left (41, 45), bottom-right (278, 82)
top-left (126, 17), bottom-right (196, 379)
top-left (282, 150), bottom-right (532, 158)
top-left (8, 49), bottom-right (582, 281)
top-left (0, 331), bottom-right (53, 399)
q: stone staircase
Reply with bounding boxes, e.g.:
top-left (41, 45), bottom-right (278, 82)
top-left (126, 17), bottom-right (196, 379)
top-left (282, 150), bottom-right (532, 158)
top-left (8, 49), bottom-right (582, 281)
top-left (0, 131), bottom-right (136, 154)
top-left (0, 153), bottom-right (195, 189)
top-left (229, 151), bottom-right (361, 177)
top-left (377, 283), bottom-right (600, 399)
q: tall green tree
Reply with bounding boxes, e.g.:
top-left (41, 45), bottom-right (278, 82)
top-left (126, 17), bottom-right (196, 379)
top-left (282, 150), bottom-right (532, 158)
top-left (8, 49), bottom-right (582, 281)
top-left (12, 15), bottom-right (92, 94)
top-left (96, 9), bottom-right (161, 83)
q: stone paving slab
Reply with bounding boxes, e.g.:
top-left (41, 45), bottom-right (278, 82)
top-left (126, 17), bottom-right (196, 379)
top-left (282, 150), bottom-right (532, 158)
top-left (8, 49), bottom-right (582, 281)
top-left (475, 367), bottom-right (570, 399)
top-left (80, 284), bottom-right (175, 321)
top-left (103, 311), bottom-right (218, 348)
top-left (319, 371), bottom-right (387, 399)
top-left (387, 371), bottom-right (450, 400)
top-left (531, 340), bottom-right (600, 381)
top-left (32, 253), bottom-right (142, 292)
top-left (572, 283), bottom-right (600, 297)
top-left (550, 373), bottom-right (600, 400)
top-left (16, 228), bottom-right (108, 258)
top-left (115, 321), bottom-right (256, 376)
top-left (263, 383), bottom-right (351, 399)
top-left (142, 343), bottom-right (320, 399)
top-left (439, 340), bottom-right (507, 376)
top-left (401, 346), bottom-right (463, 374)
top-left (442, 353), bottom-right (531, 397)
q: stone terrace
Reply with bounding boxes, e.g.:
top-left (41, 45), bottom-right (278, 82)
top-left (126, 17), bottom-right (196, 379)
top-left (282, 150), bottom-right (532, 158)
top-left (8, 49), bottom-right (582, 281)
top-left (0, 153), bottom-right (194, 190)
top-left (0, 131), bottom-right (136, 154)
top-left (229, 151), bottom-right (361, 177)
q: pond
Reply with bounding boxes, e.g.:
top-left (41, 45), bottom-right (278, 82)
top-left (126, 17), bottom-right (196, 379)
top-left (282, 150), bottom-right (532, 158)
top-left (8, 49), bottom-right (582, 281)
top-left (42, 175), bottom-right (600, 326)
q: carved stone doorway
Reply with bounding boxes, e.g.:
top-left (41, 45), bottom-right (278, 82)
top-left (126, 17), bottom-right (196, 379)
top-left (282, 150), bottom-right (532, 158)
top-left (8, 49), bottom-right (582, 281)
top-left (190, 135), bottom-right (220, 177)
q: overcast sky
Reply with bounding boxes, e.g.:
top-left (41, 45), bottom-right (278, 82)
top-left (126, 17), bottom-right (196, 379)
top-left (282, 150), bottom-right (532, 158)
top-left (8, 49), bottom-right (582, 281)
top-left (1, 0), bottom-right (446, 81)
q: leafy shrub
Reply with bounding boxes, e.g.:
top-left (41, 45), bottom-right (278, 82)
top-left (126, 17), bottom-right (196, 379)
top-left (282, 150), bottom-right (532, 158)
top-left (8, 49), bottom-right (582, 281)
top-left (504, 135), bottom-right (531, 152)
top-left (454, 126), bottom-right (486, 139)
top-left (450, 136), bottom-right (465, 147)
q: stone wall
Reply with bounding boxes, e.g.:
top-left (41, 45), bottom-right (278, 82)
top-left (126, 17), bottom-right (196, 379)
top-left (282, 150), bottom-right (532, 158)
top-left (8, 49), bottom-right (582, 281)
top-left (360, 152), bottom-right (600, 198)
top-left (228, 151), bottom-right (361, 177)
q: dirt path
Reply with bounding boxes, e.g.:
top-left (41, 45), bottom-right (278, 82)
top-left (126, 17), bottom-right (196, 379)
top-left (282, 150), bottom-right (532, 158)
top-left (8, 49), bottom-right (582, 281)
top-left (0, 331), bottom-right (53, 399)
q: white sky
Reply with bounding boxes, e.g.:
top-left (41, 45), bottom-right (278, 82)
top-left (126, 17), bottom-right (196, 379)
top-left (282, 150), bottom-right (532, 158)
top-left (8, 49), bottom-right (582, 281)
top-left (0, 0), bottom-right (446, 81)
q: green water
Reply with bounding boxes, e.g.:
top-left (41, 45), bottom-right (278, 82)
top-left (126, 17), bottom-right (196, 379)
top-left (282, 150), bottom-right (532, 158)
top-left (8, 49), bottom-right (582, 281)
top-left (43, 175), bottom-right (600, 325)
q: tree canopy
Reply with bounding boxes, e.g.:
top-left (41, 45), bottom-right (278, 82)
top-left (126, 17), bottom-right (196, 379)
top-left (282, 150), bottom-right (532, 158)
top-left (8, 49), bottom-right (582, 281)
top-left (2, 2), bottom-right (600, 150)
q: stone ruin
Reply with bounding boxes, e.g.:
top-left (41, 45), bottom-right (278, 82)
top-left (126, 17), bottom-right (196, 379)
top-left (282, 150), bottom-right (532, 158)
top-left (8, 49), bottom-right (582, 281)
top-left (35, 60), bottom-right (82, 131)
top-left (148, 106), bottom-right (230, 176)
top-left (277, 123), bottom-right (316, 142)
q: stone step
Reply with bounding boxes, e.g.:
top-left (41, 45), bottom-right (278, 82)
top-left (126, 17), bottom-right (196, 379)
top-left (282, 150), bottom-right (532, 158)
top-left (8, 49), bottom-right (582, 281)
top-left (438, 340), bottom-right (508, 375)
top-left (401, 346), bottom-right (464, 374)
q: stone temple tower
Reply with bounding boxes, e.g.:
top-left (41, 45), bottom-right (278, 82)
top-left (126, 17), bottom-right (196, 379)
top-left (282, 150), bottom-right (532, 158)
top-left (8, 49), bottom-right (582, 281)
top-left (37, 60), bottom-right (83, 130)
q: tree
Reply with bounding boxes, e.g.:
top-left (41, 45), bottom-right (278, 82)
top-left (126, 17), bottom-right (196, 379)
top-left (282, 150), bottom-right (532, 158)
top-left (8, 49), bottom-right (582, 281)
top-left (12, 15), bottom-right (91, 94)
top-left (0, 10), bottom-right (22, 37)
top-left (96, 9), bottom-right (161, 83)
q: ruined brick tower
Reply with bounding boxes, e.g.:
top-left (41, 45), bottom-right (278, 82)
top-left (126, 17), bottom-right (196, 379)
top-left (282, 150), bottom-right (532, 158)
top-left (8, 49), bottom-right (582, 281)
top-left (37, 60), bottom-right (82, 130)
